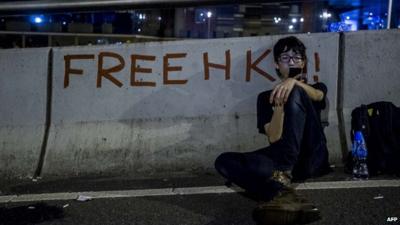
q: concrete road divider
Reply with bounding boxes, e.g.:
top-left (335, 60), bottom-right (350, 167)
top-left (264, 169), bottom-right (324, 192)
top-left (42, 33), bottom-right (340, 178)
top-left (342, 29), bottom-right (400, 153)
top-left (3, 30), bottom-right (399, 180)
top-left (0, 48), bottom-right (50, 179)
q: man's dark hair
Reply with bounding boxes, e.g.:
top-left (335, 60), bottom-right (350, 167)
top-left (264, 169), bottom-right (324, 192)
top-left (273, 36), bottom-right (307, 63)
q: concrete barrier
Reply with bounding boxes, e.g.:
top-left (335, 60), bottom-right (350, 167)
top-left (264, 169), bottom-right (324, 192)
top-left (8, 30), bottom-right (400, 179)
top-left (41, 33), bottom-right (340, 177)
top-left (9, 29), bottom-right (400, 179)
top-left (342, 29), bottom-right (400, 154)
top-left (0, 48), bottom-right (50, 179)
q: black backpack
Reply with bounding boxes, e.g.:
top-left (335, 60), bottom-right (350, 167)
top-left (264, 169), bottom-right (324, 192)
top-left (346, 101), bottom-right (400, 176)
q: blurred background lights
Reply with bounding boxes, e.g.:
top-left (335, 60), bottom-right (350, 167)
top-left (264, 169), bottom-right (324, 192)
top-left (274, 17), bottom-right (282, 23)
top-left (34, 16), bottom-right (43, 23)
top-left (320, 11), bottom-right (332, 19)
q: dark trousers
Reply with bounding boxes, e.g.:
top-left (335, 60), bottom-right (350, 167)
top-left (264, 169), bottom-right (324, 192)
top-left (215, 86), bottom-right (324, 201)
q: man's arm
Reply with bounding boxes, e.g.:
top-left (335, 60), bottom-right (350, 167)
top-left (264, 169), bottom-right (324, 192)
top-left (270, 78), bottom-right (324, 106)
top-left (295, 81), bottom-right (324, 101)
top-left (264, 105), bottom-right (284, 144)
top-left (264, 79), bottom-right (325, 143)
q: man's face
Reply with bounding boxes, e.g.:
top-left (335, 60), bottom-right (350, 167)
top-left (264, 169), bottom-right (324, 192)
top-left (275, 49), bottom-right (305, 80)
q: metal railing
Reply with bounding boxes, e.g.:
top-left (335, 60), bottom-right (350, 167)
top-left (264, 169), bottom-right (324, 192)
top-left (0, 30), bottom-right (180, 48)
top-left (0, 0), bottom-right (252, 13)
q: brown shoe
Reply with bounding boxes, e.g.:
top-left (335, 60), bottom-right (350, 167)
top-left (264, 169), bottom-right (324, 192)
top-left (270, 170), bottom-right (293, 188)
top-left (253, 189), bottom-right (321, 225)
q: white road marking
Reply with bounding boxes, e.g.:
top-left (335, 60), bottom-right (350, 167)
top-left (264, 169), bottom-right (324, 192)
top-left (295, 179), bottom-right (400, 190)
top-left (0, 179), bottom-right (399, 203)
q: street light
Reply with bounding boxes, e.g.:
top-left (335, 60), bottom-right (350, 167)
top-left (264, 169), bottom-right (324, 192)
top-left (319, 10), bottom-right (332, 31)
top-left (34, 16), bottom-right (43, 23)
top-left (207, 11), bottom-right (212, 38)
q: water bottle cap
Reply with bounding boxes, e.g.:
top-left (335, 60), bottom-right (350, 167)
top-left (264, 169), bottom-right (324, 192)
top-left (354, 131), bottom-right (363, 141)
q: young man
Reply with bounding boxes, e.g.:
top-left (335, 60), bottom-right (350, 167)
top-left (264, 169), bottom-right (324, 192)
top-left (215, 36), bottom-right (331, 224)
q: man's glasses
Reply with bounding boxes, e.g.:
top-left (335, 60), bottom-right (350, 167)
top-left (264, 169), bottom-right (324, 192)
top-left (278, 55), bottom-right (304, 63)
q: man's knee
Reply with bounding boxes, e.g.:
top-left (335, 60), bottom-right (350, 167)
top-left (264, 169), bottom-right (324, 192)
top-left (215, 152), bottom-right (234, 175)
top-left (214, 153), bottom-right (225, 171)
top-left (285, 86), bottom-right (307, 111)
top-left (289, 85), bottom-right (307, 101)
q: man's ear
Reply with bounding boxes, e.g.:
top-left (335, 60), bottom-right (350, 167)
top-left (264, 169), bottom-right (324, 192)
top-left (300, 59), bottom-right (307, 68)
top-left (274, 62), bottom-right (279, 70)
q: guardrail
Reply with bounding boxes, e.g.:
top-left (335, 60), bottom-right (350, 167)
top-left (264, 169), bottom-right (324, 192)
top-left (0, 30), bottom-right (180, 48)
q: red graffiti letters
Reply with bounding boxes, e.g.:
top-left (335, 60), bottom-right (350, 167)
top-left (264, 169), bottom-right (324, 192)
top-left (63, 49), bottom-right (290, 88)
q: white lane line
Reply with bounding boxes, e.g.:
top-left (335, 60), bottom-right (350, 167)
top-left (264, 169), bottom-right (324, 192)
top-left (295, 179), bottom-right (400, 190)
top-left (0, 195), bottom-right (16, 203)
top-left (0, 179), bottom-right (399, 203)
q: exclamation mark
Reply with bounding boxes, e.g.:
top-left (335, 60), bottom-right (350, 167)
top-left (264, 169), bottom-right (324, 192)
top-left (313, 52), bottom-right (320, 82)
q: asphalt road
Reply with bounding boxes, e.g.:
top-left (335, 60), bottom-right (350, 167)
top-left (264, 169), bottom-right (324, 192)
top-left (1, 187), bottom-right (400, 225)
top-left (0, 169), bottom-right (399, 225)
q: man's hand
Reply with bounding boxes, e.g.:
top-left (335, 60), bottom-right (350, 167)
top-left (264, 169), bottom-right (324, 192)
top-left (269, 78), bottom-right (299, 106)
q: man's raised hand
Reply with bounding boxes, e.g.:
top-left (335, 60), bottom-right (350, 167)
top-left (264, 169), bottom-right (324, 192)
top-left (269, 78), bottom-right (298, 106)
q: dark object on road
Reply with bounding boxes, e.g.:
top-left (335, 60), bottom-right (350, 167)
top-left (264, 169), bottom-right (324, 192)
top-left (0, 202), bottom-right (64, 225)
top-left (346, 101), bottom-right (400, 176)
top-left (252, 187), bottom-right (321, 225)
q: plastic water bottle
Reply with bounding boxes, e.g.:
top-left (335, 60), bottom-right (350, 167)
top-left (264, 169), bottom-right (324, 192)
top-left (352, 131), bottom-right (369, 180)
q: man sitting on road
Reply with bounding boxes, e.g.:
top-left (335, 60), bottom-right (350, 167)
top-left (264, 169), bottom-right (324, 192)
top-left (215, 36), bottom-right (331, 225)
